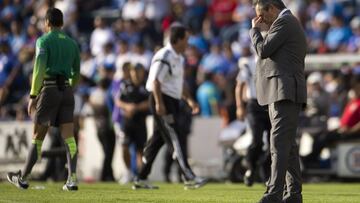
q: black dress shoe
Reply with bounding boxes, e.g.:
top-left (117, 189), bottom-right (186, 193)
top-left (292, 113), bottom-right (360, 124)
top-left (258, 196), bottom-right (279, 203)
top-left (282, 194), bottom-right (302, 203)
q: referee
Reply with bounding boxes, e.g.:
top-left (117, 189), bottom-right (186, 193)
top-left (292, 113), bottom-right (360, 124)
top-left (7, 8), bottom-right (80, 191)
top-left (133, 23), bottom-right (207, 190)
top-left (235, 46), bottom-right (271, 186)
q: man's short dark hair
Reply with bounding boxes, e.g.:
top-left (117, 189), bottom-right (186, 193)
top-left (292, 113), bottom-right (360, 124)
top-left (169, 23), bottom-right (187, 45)
top-left (253, 0), bottom-right (286, 11)
top-left (45, 8), bottom-right (63, 27)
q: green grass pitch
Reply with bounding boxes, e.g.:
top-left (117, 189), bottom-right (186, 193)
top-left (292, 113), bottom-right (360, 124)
top-left (1, 182), bottom-right (360, 203)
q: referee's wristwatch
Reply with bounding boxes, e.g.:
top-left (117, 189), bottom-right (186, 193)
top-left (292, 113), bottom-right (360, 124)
top-left (30, 95), bottom-right (37, 99)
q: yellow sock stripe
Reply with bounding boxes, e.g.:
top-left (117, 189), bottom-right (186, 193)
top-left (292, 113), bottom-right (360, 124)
top-left (65, 137), bottom-right (77, 159)
top-left (71, 173), bottom-right (77, 182)
top-left (31, 139), bottom-right (43, 159)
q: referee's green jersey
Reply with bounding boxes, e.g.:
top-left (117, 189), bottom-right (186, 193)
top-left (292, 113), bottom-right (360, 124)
top-left (30, 29), bottom-right (80, 96)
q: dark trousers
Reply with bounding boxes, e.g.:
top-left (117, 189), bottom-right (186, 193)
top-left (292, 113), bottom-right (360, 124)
top-left (138, 94), bottom-right (196, 181)
top-left (163, 127), bottom-right (189, 182)
top-left (96, 120), bottom-right (115, 181)
top-left (163, 101), bottom-right (192, 182)
top-left (245, 99), bottom-right (271, 180)
top-left (262, 100), bottom-right (302, 203)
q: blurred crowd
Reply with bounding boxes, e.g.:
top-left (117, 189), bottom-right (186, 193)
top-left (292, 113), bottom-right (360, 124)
top-left (0, 0), bottom-right (359, 122)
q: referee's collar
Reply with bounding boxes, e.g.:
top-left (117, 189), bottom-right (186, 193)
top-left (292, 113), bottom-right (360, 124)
top-left (167, 43), bottom-right (181, 58)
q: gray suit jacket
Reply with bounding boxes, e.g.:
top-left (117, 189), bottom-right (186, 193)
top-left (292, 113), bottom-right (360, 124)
top-left (250, 10), bottom-right (307, 106)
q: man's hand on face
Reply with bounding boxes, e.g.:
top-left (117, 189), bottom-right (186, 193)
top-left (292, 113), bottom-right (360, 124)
top-left (252, 16), bottom-right (262, 28)
top-left (252, 16), bottom-right (270, 31)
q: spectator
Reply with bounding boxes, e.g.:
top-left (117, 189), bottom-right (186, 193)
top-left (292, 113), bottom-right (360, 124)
top-left (348, 16), bottom-right (360, 53)
top-left (223, 0), bottom-right (255, 41)
top-left (305, 72), bottom-right (331, 120)
top-left (188, 33), bottom-right (208, 55)
top-left (304, 75), bottom-right (360, 166)
top-left (96, 42), bottom-right (116, 76)
top-left (115, 39), bottom-right (131, 79)
top-left (89, 78), bottom-right (116, 182)
top-left (144, 0), bottom-right (170, 21)
top-left (130, 41), bottom-right (152, 71)
top-left (184, 45), bottom-right (202, 98)
top-left (306, 0), bottom-right (326, 20)
top-left (325, 14), bottom-right (352, 52)
top-left (307, 11), bottom-right (330, 53)
top-left (196, 72), bottom-right (221, 117)
top-left (300, 72), bottom-right (331, 137)
top-left (118, 19), bottom-right (141, 47)
top-left (24, 23), bottom-right (39, 54)
top-left (9, 20), bottom-right (26, 55)
top-left (122, 0), bottom-right (145, 20)
top-left (0, 41), bottom-right (23, 112)
top-left (0, 0), bottom-right (18, 24)
top-left (90, 17), bottom-right (114, 57)
top-left (198, 38), bottom-right (230, 79)
top-left (222, 41), bottom-right (238, 77)
top-left (0, 22), bottom-right (10, 42)
top-left (208, 0), bottom-right (237, 36)
top-left (33, 0), bottom-right (54, 31)
top-left (55, 0), bottom-right (78, 38)
top-left (80, 49), bottom-right (97, 82)
top-left (182, 0), bottom-right (207, 33)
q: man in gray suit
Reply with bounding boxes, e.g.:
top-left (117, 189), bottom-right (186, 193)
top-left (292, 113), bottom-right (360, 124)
top-left (249, 0), bottom-right (307, 202)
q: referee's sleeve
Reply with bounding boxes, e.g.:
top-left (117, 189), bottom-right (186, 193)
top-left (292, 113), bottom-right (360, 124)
top-left (30, 38), bottom-right (48, 97)
top-left (70, 42), bottom-right (80, 87)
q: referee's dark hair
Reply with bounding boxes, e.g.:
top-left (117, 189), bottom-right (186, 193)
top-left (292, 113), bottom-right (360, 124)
top-left (169, 22), bottom-right (187, 45)
top-left (253, 0), bottom-right (286, 11)
top-left (45, 8), bottom-right (63, 27)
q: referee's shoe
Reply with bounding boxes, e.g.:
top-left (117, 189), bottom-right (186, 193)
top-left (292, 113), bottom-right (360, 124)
top-left (7, 170), bottom-right (29, 189)
top-left (132, 178), bottom-right (159, 190)
top-left (63, 174), bottom-right (78, 191)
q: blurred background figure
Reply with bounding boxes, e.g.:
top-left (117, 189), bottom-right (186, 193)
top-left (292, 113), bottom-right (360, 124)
top-left (115, 63), bottom-right (149, 184)
top-left (196, 72), bottom-right (220, 117)
top-left (303, 75), bottom-right (360, 168)
top-left (301, 72), bottom-right (331, 130)
top-left (235, 43), bottom-right (271, 186)
top-left (89, 78), bottom-right (115, 182)
top-left (90, 17), bottom-right (114, 57)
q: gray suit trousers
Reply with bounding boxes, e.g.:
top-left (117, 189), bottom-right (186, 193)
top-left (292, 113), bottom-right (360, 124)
top-left (264, 100), bottom-right (302, 203)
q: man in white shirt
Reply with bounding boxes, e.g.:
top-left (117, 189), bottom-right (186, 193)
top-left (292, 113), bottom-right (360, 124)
top-left (133, 23), bottom-right (207, 190)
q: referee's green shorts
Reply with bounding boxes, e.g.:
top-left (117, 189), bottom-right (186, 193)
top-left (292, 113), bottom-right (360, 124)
top-left (34, 85), bottom-right (74, 127)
